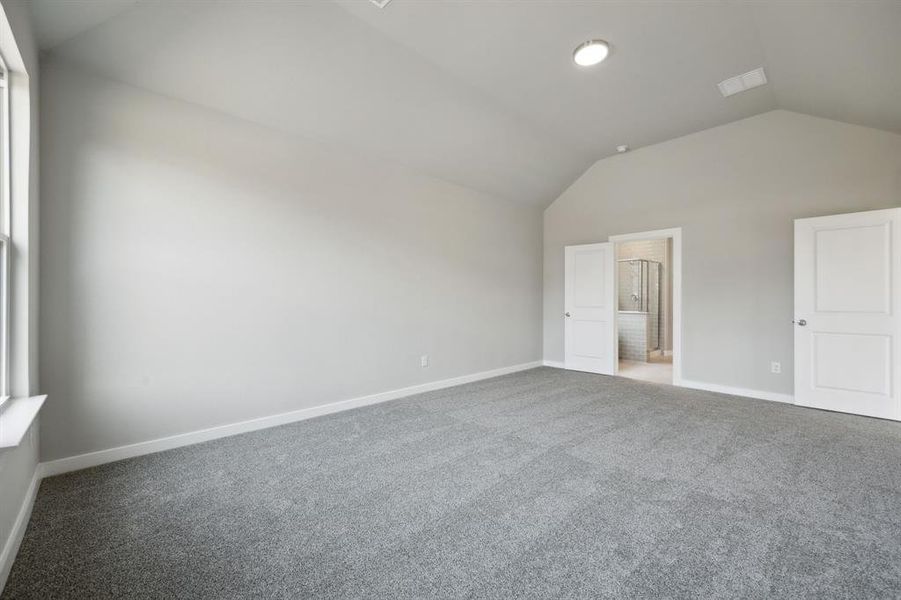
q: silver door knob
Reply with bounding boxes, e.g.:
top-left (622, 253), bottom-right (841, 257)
top-left (794, 319), bottom-right (807, 326)
top-left (565, 312), bottom-right (571, 317)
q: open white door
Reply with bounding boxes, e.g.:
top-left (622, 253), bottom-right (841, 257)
top-left (564, 243), bottom-right (615, 375)
top-left (794, 208), bottom-right (901, 420)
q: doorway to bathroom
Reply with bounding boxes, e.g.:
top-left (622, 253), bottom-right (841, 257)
top-left (610, 228), bottom-right (681, 385)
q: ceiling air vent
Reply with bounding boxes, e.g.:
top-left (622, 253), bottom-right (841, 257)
top-left (717, 67), bottom-right (767, 97)
top-left (370, 0), bottom-right (393, 7)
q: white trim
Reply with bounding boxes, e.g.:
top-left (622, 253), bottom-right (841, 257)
top-left (0, 48), bottom-right (10, 398)
top-left (608, 227), bottom-right (683, 386)
top-left (39, 361), bottom-right (542, 477)
top-left (0, 235), bottom-right (8, 399)
top-left (542, 360), bottom-right (565, 369)
top-left (0, 50), bottom-right (8, 236)
top-left (0, 466), bottom-right (39, 593)
top-left (0, 18), bottom-right (37, 400)
top-left (679, 378), bottom-right (794, 404)
top-left (0, 395), bottom-right (45, 448)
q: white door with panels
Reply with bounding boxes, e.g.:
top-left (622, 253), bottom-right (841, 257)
top-left (794, 208), bottom-right (901, 420)
top-left (564, 243), bottom-right (615, 375)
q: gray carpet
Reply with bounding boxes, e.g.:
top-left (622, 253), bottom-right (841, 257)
top-left (4, 367), bottom-right (901, 599)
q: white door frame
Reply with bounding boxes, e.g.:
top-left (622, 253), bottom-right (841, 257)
top-left (608, 227), bottom-right (683, 386)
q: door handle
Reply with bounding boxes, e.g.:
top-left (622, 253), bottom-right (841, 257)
top-left (793, 319), bottom-right (807, 326)
top-left (565, 312), bottom-right (571, 317)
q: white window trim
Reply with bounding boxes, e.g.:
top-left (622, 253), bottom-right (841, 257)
top-left (0, 234), bottom-right (8, 407)
top-left (0, 50), bottom-right (10, 408)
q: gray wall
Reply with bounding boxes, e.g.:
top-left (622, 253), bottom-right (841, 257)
top-left (545, 110), bottom-right (901, 395)
top-left (40, 61), bottom-right (542, 461)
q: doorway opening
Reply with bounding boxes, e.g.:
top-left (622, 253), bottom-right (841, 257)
top-left (610, 229), bottom-right (681, 385)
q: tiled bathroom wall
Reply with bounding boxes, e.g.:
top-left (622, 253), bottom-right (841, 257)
top-left (618, 312), bottom-right (648, 361)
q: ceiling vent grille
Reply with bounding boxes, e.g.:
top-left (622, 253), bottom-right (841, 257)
top-left (370, 0), bottom-right (393, 7)
top-left (717, 67), bottom-right (767, 97)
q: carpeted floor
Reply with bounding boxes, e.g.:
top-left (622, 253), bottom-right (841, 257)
top-left (4, 367), bottom-right (901, 599)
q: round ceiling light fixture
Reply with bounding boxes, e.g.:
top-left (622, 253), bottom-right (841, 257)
top-left (573, 39), bottom-right (610, 67)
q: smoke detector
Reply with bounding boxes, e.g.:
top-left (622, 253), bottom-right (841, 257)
top-left (616, 145), bottom-right (630, 154)
top-left (370, 0), bottom-right (393, 7)
top-left (717, 67), bottom-right (767, 97)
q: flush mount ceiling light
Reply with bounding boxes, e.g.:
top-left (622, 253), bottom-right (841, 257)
top-left (573, 39), bottom-right (610, 67)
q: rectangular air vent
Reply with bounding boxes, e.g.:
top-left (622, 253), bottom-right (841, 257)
top-left (370, 0), bottom-right (393, 7)
top-left (717, 67), bottom-right (767, 97)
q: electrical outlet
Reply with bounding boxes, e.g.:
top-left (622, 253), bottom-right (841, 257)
top-left (770, 361), bottom-right (781, 374)
top-left (420, 355), bottom-right (429, 368)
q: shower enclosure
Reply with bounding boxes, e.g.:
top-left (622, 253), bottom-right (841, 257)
top-left (617, 258), bottom-right (662, 359)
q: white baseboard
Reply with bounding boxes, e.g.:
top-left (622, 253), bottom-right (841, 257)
top-left (40, 361), bottom-right (542, 478)
top-left (0, 468), bottom-right (40, 594)
top-left (678, 379), bottom-right (794, 404)
top-left (542, 360), bottom-right (565, 369)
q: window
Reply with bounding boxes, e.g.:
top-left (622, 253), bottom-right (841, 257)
top-left (0, 51), bottom-right (9, 405)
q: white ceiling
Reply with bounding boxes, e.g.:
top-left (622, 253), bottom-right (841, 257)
top-left (30, 0), bottom-right (901, 206)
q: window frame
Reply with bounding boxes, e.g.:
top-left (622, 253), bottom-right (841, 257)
top-left (0, 50), bottom-right (10, 406)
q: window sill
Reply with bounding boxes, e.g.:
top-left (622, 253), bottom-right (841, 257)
top-left (0, 395), bottom-right (46, 449)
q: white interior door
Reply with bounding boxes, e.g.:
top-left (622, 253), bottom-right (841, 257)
top-left (794, 208), bottom-right (901, 420)
top-left (564, 243), bottom-right (615, 375)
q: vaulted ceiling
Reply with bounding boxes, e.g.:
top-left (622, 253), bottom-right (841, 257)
top-left (30, 0), bottom-right (901, 207)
